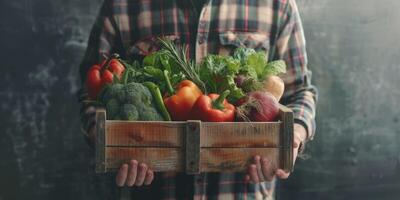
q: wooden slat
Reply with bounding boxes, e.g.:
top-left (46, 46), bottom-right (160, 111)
top-left (96, 105), bottom-right (294, 174)
top-left (105, 147), bottom-right (183, 172)
top-left (279, 105), bottom-right (294, 172)
top-left (106, 121), bottom-right (185, 147)
top-left (95, 109), bottom-right (106, 173)
top-left (200, 148), bottom-right (280, 172)
top-left (201, 122), bottom-right (281, 148)
top-left (105, 147), bottom-right (281, 173)
top-left (185, 121), bottom-right (201, 174)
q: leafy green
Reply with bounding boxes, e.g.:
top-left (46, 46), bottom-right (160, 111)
top-left (141, 48), bottom-right (185, 94)
top-left (143, 66), bottom-right (164, 80)
top-left (263, 60), bottom-right (287, 76)
top-left (233, 47), bottom-right (256, 62)
top-left (196, 47), bottom-right (287, 103)
top-left (233, 47), bottom-right (287, 80)
top-left (245, 52), bottom-right (269, 80)
top-left (200, 55), bottom-right (244, 102)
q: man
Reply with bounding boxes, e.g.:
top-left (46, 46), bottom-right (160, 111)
top-left (79, 0), bottom-right (317, 199)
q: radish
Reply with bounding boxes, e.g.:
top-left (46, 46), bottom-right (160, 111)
top-left (236, 91), bottom-right (280, 122)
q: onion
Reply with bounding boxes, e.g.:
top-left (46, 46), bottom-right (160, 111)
top-left (237, 91), bottom-right (280, 122)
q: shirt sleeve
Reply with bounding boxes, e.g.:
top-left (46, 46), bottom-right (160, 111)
top-left (77, 0), bottom-right (122, 145)
top-left (271, 0), bottom-right (318, 140)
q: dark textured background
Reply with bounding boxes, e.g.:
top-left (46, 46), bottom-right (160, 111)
top-left (0, 0), bottom-right (399, 199)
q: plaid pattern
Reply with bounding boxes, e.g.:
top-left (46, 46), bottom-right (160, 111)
top-left (78, 0), bottom-right (318, 199)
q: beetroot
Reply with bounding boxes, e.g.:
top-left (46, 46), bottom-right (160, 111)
top-left (237, 91), bottom-right (280, 122)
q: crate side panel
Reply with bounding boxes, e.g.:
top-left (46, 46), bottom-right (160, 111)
top-left (201, 122), bottom-right (281, 148)
top-left (200, 148), bottom-right (280, 172)
top-left (278, 105), bottom-right (294, 172)
top-left (106, 121), bottom-right (185, 147)
top-left (105, 147), bottom-right (183, 172)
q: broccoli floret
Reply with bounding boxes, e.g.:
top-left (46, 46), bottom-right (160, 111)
top-left (106, 99), bottom-right (120, 120)
top-left (123, 82), bottom-right (153, 105)
top-left (137, 106), bottom-right (163, 121)
top-left (120, 104), bottom-right (139, 120)
top-left (99, 81), bottom-right (163, 121)
top-left (100, 83), bottom-right (124, 103)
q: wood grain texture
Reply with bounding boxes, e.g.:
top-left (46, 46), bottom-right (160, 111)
top-left (104, 147), bottom-right (280, 173)
top-left (185, 121), bottom-right (201, 174)
top-left (279, 105), bottom-right (294, 172)
top-left (200, 148), bottom-right (280, 172)
top-left (98, 107), bottom-right (293, 173)
top-left (106, 147), bottom-right (183, 172)
top-left (106, 121), bottom-right (185, 147)
top-left (201, 122), bottom-right (281, 148)
top-left (95, 109), bottom-right (106, 173)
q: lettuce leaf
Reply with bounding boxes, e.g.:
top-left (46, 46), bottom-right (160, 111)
top-left (200, 55), bottom-right (244, 102)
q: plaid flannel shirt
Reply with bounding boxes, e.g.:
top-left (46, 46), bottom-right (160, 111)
top-left (78, 0), bottom-right (318, 199)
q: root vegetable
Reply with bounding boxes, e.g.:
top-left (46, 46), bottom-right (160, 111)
top-left (263, 75), bottom-right (285, 101)
top-left (237, 91), bottom-right (280, 122)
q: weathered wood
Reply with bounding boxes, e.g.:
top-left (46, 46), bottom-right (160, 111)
top-left (279, 105), bottom-right (294, 172)
top-left (95, 109), bottom-right (106, 173)
top-left (106, 121), bottom-right (185, 147)
top-left (185, 121), bottom-right (201, 174)
top-left (200, 148), bottom-right (280, 172)
top-left (201, 122), bottom-right (281, 148)
top-left (106, 121), bottom-right (282, 148)
top-left (95, 105), bottom-right (294, 174)
top-left (106, 147), bottom-right (182, 172)
top-left (104, 147), bottom-right (280, 173)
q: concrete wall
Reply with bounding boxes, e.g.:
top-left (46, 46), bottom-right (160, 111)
top-left (0, 0), bottom-right (399, 199)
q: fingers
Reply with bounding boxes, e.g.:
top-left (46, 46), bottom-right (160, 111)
top-left (116, 164), bottom-right (129, 187)
top-left (248, 164), bottom-right (259, 183)
top-left (254, 155), bottom-right (265, 182)
top-left (125, 160), bottom-right (138, 186)
top-left (276, 169), bottom-right (290, 179)
top-left (246, 155), bottom-right (278, 183)
top-left (135, 163), bottom-right (148, 186)
top-left (116, 161), bottom-right (154, 187)
top-left (244, 174), bottom-right (250, 182)
top-left (144, 169), bottom-right (154, 185)
top-left (261, 157), bottom-right (274, 181)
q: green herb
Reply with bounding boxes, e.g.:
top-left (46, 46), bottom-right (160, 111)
top-left (158, 39), bottom-right (207, 93)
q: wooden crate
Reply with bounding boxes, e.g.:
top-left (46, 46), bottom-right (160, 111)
top-left (95, 105), bottom-right (293, 174)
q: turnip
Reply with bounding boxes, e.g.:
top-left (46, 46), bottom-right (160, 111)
top-left (263, 75), bottom-right (285, 101)
top-left (236, 91), bottom-right (280, 122)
